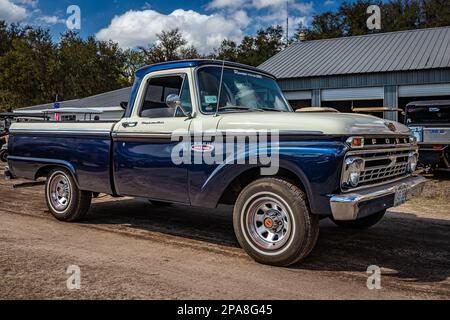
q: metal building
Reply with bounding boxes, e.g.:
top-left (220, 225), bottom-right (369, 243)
top-left (259, 26), bottom-right (450, 121)
top-left (16, 87), bottom-right (131, 121)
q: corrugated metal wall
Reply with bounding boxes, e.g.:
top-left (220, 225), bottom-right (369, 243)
top-left (321, 87), bottom-right (384, 101)
top-left (398, 83), bottom-right (450, 97)
top-left (278, 69), bottom-right (450, 91)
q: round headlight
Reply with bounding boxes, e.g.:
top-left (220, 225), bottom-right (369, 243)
top-left (408, 153), bottom-right (418, 172)
top-left (344, 157), bottom-right (364, 187)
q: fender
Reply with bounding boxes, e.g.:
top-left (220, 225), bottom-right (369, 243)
top-left (189, 140), bottom-right (347, 214)
top-left (8, 156), bottom-right (78, 185)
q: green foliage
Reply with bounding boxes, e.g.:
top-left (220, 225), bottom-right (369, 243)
top-left (214, 26), bottom-right (284, 67)
top-left (0, 25), bottom-right (126, 111)
top-left (139, 29), bottom-right (201, 64)
top-left (1, 0), bottom-right (449, 111)
top-left (294, 0), bottom-right (450, 41)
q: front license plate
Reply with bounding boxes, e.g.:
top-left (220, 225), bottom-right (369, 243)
top-left (394, 185), bottom-right (408, 206)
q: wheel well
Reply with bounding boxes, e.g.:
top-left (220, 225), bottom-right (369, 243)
top-left (218, 167), bottom-right (307, 205)
top-left (35, 165), bottom-right (76, 183)
top-left (35, 165), bottom-right (55, 180)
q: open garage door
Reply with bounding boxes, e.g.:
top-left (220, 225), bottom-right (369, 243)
top-left (321, 87), bottom-right (384, 101)
top-left (284, 91), bottom-right (312, 100)
top-left (399, 84), bottom-right (450, 97)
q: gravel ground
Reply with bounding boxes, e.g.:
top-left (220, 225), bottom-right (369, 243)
top-left (0, 164), bottom-right (449, 300)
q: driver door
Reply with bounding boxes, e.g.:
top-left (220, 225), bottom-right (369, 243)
top-left (113, 70), bottom-right (193, 203)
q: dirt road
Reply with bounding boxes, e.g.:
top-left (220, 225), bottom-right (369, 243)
top-left (1, 165), bottom-right (449, 300)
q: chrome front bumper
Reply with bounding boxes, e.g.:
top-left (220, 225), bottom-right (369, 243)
top-left (330, 176), bottom-right (427, 221)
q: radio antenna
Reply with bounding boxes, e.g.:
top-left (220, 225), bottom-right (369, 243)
top-left (214, 60), bottom-right (226, 117)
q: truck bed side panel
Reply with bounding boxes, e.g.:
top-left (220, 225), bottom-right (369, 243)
top-left (8, 123), bottom-right (114, 194)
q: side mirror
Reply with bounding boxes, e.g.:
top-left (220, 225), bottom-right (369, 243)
top-left (166, 94), bottom-right (192, 118)
top-left (120, 102), bottom-right (128, 110)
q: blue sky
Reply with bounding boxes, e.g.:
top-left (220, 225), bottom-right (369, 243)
top-left (1, 0), bottom-right (343, 53)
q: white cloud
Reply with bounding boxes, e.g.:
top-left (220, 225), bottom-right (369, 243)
top-left (37, 15), bottom-right (65, 25)
top-left (251, 0), bottom-right (285, 9)
top-left (291, 2), bottom-right (314, 14)
top-left (96, 9), bottom-right (249, 54)
top-left (324, 0), bottom-right (336, 6)
top-left (13, 0), bottom-right (38, 8)
top-left (0, 0), bottom-right (28, 22)
top-left (206, 0), bottom-right (246, 10)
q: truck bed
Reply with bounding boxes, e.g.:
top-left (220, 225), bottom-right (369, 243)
top-left (8, 122), bottom-right (116, 194)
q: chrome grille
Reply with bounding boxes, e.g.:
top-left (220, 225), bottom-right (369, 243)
top-left (360, 162), bottom-right (409, 185)
top-left (342, 147), bottom-right (416, 191)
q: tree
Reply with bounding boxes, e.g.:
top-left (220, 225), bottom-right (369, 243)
top-left (293, 0), bottom-right (450, 41)
top-left (304, 12), bottom-right (344, 40)
top-left (0, 26), bottom-right (58, 109)
top-left (214, 39), bottom-right (239, 62)
top-left (57, 31), bottom-right (125, 101)
top-left (139, 28), bottom-right (200, 64)
top-left (234, 25), bottom-right (284, 66)
top-left (423, 0), bottom-right (450, 28)
top-left (121, 49), bottom-right (145, 85)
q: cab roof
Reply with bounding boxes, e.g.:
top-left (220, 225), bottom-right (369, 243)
top-left (136, 59), bottom-right (275, 79)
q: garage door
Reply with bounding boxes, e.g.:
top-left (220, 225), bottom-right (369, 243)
top-left (321, 87), bottom-right (384, 101)
top-left (283, 90), bottom-right (312, 100)
top-left (398, 84), bottom-right (450, 97)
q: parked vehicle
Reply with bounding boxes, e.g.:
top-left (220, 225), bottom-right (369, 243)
top-left (5, 60), bottom-right (426, 266)
top-left (406, 100), bottom-right (450, 171)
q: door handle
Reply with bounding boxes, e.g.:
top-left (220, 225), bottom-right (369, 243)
top-left (122, 122), bottom-right (138, 128)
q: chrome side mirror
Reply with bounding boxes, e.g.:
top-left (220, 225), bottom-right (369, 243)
top-left (166, 94), bottom-right (192, 118)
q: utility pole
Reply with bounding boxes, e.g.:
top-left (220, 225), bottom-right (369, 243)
top-left (286, 0), bottom-right (289, 45)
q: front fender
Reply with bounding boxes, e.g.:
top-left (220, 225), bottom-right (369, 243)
top-left (189, 140), bottom-right (347, 214)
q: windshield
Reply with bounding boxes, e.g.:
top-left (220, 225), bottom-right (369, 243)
top-left (406, 106), bottom-right (450, 124)
top-left (197, 66), bottom-right (292, 114)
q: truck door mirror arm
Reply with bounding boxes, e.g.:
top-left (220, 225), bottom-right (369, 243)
top-left (166, 94), bottom-right (192, 119)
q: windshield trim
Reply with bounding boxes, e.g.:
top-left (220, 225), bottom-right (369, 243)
top-left (194, 64), bottom-right (293, 116)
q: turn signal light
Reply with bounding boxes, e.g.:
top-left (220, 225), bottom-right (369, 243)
top-left (346, 137), bottom-right (365, 149)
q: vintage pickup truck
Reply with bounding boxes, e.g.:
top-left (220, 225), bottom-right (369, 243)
top-left (5, 60), bottom-right (426, 266)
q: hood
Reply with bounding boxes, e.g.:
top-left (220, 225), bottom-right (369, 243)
top-left (216, 112), bottom-right (410, 136)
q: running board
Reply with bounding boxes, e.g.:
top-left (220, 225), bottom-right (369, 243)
top-left (13, 181), bottom-right (45, 189)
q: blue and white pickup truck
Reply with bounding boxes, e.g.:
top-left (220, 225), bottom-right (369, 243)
top-left (6, 60), bottom-right (426, 266)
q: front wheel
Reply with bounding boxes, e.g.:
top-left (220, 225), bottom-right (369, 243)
top-left (45, 168), bottom-right (91, 222)
top-left (330, 210), bottom-right (386, 229)
top-left (233, 178), bottom-right (319, 267)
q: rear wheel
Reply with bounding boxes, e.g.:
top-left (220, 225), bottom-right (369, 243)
top-left (330, 210), bottom-right (386, 229)
top-left (233, 178), bottom-right (319, 267)
top-left (45, 168), bottom-right (91, 222)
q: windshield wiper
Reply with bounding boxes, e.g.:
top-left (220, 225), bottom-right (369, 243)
top-left (257, 107), bottom-right (285, 112)
top-left (218, 105), bottom-right (265, 112)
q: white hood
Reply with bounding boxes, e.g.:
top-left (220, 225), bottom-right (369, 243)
top-left (217, 112), bottom-right (411, 136)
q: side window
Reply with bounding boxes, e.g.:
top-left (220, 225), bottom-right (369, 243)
top-left (140, 75), bottom-right (183, 118)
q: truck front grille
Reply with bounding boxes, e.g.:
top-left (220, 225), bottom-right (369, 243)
top-left (342, 147), bottom-right (416, 192)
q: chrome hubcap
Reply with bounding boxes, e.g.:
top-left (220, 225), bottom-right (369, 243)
top-left (49, 174), bottom-right (71, 211)
top-left (245, 195), bottom-right (292, 250)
